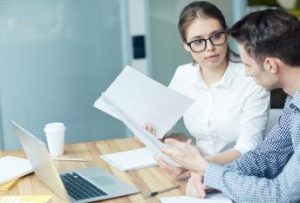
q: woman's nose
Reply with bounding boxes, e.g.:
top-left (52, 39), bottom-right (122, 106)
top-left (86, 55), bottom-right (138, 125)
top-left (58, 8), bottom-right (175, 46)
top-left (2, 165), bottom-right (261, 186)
top-left (205, 40), bottom-right (215, 51)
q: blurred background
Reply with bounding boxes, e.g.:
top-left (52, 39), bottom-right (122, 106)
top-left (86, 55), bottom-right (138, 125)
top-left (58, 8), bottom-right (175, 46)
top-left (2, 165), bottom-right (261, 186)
top-left (0, 0), bottom-right (297, 150)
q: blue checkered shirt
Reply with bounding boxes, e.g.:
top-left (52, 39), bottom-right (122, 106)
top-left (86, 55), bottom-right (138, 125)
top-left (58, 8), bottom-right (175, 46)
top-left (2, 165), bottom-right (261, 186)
top-left (204, 88), bottom-right (300, 203)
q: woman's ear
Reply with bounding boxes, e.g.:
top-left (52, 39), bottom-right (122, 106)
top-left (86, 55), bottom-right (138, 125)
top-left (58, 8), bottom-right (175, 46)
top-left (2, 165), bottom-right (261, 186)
top-left (183, 43), bottom-right (190, 52)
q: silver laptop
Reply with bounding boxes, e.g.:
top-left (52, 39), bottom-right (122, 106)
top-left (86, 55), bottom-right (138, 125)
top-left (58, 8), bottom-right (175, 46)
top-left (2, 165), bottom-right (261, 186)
top-left (13, 121), bottom-right (139, 203)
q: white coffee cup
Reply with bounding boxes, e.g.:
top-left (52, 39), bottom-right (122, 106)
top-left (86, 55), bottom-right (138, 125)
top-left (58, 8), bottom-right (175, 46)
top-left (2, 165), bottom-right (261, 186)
top-left (44, 122), bottom-right (66, 156)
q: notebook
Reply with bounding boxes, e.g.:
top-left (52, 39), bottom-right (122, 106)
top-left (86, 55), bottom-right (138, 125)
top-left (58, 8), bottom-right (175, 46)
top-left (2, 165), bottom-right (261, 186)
top-left (13, 121), bottom-right (139, 203)
top-left (0, 156), bottom-right (32, 185)
top-left (100, 147), bottom-right (158, 171)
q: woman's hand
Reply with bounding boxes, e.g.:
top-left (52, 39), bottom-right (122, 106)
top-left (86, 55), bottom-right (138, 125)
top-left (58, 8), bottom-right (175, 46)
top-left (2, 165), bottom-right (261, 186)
top-left (186, 172), bottom-right (206, 198)
top-left (134, 124), bottom-right (158, 141)
top-left (144, 124), bottom-right (157, 136)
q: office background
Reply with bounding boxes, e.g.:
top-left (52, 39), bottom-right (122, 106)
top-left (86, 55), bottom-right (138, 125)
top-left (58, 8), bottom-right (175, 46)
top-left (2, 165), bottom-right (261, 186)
top-left (0, 0), bottom-right (285, 150)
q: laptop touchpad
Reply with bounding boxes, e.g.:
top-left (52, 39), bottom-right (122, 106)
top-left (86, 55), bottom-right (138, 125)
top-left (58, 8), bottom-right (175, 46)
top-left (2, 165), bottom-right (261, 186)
top-left (90, 176), bottom-right (115, 186)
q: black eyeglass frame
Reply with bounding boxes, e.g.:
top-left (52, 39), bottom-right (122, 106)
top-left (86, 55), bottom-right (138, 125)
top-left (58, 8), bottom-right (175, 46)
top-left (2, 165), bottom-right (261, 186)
top-left (186, 31), bottom-right (227, 53)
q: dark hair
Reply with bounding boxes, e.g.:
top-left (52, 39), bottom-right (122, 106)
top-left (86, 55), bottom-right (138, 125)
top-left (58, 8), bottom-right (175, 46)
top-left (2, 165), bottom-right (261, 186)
top-left (228, 8), bottom-right (300, 66)
top-left (178, 1), bottom-right (239, 62)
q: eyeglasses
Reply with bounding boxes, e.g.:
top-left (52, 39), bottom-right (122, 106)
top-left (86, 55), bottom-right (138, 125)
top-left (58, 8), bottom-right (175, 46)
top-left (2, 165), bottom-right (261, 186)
top-left (186, 31), bottom-right (227, 53)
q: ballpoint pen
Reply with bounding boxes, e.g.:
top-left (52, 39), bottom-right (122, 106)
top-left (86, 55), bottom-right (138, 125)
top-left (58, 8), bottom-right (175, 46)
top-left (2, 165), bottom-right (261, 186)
top-left (148, 185), bottom-right (180, 197)
top-left (51, 157), bottom-right (88, 162)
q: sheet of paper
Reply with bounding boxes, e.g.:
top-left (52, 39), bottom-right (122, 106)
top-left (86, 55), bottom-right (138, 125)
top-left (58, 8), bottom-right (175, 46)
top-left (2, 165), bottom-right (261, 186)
top-left (94, 66), bottom-right (194, 167)
top-left (160, 193), bottom-right (232, 203)
top-left (0, 156), bottom-right (33, 185)
top-left (0, 196), bottom-right (51, 203)
top-left (100, 147), bottom-right (158, 171)
top-left (94, 66), bottom-right (194, 139)
top-left (99, 93), bottom-right (180, 167)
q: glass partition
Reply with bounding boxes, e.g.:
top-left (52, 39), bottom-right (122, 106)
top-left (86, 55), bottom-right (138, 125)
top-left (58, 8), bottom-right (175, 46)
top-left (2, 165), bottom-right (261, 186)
top-left (0, 0), bottom-right (129, 149)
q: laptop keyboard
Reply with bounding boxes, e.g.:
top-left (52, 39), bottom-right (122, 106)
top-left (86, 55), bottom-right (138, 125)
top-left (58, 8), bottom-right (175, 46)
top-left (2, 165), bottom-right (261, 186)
top-left (60, 172), bottom-right (107, 200)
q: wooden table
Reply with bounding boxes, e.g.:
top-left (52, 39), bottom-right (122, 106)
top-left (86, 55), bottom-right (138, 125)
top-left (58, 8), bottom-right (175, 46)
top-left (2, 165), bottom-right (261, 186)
top-left (0, 137), bottom-right (186, 202)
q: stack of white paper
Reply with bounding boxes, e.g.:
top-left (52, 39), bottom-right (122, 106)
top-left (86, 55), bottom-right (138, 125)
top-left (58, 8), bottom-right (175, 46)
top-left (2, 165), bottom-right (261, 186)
top-left (100, 147), bottom-right (158, 171)
top-left (0, 156), bottom-right (33, 185)
top-left (94, 66), bottom-right (194, 167)
top-left (160, 193), bottom-right (232, 203)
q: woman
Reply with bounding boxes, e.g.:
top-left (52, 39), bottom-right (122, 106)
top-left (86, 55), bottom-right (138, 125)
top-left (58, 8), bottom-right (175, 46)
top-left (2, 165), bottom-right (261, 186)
top-left (153, 1), bottom-right (270, 178)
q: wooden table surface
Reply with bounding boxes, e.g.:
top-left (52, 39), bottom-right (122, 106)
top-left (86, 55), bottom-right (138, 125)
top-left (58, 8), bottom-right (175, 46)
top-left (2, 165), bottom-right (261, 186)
top-left (0, 137), bottom-right (186, 202)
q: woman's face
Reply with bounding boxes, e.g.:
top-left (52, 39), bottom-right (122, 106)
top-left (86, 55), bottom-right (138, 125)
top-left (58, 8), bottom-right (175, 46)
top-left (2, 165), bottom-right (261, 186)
top-left (183, 17), bottom-right (228, 69)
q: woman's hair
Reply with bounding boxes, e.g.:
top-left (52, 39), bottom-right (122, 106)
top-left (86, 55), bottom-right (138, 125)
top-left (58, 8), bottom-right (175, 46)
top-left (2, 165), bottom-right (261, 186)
top-left (228, 8), bottom-right (300, 66)
top-left (178, 1), bottom-right (239, 62)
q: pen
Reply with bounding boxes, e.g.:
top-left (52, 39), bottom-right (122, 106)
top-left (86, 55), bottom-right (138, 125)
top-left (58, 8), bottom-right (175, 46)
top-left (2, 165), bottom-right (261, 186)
top-left (51, 157), bottom-right (88, 162)
top-left (148, 185), bottom-right (179, 197)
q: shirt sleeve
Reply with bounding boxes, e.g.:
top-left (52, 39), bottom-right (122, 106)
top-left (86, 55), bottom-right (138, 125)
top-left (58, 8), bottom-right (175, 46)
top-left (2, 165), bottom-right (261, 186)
top-left (228, 98), bottom-right (294, 178)
top-left (205, 110), bottom-right (300, 203)
top-left (204, 154), bottom-right (300, 203)
top-left (204, 111), bottom-right (300, 203)
top-left (233, 84), bottom-right (270, 154)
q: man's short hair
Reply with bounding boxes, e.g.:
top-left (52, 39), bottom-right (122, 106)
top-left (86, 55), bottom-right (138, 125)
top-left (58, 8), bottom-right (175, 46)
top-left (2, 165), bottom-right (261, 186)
top-left (228, 9), bottom-right (300, 66)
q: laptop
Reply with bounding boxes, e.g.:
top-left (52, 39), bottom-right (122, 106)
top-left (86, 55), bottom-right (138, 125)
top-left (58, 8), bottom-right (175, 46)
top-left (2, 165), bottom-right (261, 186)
top-left (13, 121), bottom-right (139, 203)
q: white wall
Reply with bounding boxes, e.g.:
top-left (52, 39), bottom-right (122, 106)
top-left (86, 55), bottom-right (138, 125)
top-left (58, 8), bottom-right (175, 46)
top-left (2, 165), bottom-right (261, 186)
top-left (128, 0), bottom-right (149, 75)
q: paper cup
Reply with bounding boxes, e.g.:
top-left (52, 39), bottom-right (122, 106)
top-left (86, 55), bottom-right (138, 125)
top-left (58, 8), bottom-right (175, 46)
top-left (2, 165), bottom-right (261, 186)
top-left (44, 122), bottom-right (66, 156)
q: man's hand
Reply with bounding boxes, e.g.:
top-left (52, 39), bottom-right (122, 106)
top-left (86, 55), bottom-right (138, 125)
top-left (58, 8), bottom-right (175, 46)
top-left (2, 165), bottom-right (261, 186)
top-left (163, 138), bottom-right (208, 174)
top-left (155, 155), bottom-right (190, 180)
top-left (186, 172), bottom-right (206, 198)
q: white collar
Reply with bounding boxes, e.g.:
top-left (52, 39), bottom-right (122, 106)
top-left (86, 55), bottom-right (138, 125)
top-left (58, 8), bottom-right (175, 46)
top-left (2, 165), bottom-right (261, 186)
top-left (195, 61), bottom-right (236, 89)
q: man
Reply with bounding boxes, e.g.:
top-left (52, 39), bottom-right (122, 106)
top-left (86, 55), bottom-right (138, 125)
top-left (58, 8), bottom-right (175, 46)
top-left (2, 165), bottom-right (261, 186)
top-left (162, 9), bottom-right (300, 202)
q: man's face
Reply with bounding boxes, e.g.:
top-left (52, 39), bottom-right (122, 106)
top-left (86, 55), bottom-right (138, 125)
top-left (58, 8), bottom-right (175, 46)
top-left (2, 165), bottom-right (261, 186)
top-left (238, 44), bottom-right (276, 91)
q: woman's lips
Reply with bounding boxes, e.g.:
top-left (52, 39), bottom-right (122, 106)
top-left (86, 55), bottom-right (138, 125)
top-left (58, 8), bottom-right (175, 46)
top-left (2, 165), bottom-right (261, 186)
top-left (205, 54), bottom-right (219, 62)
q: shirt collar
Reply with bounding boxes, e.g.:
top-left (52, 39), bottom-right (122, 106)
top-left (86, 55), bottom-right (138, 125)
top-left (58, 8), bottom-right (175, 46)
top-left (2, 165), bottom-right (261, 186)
top-left (289, 88), bottom-right (300, 112)
top-left (214, 61), bottom-right (235, 88)
top-left (194, 64), bottom-right (207, 88)
top-left (194, 61), bottom-right (236, 89)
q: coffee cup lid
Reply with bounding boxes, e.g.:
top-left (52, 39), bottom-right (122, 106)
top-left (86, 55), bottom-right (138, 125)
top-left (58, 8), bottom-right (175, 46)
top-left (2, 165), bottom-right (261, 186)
top-left (44, 122), bottom-right (65, 132)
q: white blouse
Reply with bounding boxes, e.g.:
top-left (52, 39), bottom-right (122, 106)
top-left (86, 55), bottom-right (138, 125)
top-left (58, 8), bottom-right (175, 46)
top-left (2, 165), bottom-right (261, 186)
top-left (169, 62), bottom-right (270, 155)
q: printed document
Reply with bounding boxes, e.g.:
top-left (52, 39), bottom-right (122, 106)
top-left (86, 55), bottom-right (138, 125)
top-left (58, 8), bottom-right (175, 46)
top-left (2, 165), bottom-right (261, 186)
top-left (94, 66), bottom-right (194, 167)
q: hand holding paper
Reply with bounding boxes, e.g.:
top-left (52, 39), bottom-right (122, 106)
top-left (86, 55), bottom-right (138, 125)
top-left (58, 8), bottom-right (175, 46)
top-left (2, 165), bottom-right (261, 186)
top-left (94, 66), bottom-right (194, 167)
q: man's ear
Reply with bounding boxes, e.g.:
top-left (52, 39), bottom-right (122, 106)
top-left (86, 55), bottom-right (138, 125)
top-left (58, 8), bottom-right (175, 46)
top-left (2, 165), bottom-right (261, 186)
top-left (264, 58), bottom-right (279, 74)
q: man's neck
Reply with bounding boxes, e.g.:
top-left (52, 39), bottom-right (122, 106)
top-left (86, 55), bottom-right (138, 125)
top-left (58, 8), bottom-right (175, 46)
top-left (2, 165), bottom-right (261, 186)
top-left (282, 67), bottom-right (300, 96)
